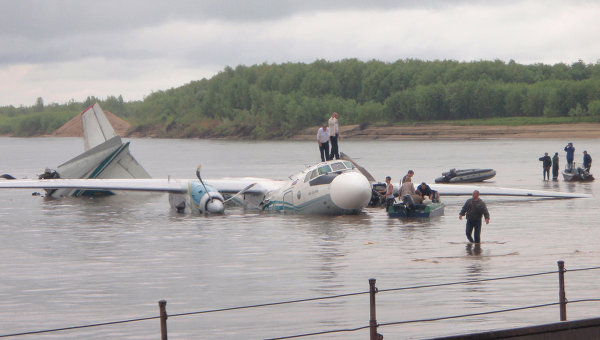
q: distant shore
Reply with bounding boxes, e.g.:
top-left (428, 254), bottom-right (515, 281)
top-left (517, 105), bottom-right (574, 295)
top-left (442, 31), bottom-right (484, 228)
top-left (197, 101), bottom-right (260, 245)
top-left (4, 122), bottom-right (600, 140)
top-left (292, 122), bottom-right (600, 140)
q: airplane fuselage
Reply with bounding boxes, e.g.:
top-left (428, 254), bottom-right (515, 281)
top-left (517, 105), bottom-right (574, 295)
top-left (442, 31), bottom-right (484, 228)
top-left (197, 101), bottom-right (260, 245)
top-left (259, 160), bottom-right (372, 215)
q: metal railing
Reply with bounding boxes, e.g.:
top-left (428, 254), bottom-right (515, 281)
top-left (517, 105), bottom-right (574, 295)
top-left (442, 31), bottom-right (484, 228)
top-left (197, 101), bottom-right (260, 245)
top-left (1, 260), bottom-right (599, 339)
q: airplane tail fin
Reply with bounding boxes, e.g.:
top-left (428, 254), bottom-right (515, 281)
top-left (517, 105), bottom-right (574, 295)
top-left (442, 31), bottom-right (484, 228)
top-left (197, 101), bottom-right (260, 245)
top-left (82, 103), bottom-right (118, 151)
top-left (48, 103), bottom-right (150, 197)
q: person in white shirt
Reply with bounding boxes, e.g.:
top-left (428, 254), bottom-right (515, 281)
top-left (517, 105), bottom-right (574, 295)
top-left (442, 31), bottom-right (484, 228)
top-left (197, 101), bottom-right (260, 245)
top-left (328, 112), bottom-right (340, 160)
top-left (317, 123), bottom-right (330, 162)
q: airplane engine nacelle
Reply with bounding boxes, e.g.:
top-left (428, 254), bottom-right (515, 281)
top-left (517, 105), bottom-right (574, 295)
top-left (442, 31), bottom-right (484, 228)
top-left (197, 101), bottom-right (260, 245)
top-left (190, 181), bottom-right (225, 214)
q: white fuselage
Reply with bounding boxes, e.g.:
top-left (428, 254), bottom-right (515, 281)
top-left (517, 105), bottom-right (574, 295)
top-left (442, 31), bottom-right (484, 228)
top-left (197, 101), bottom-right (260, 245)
top-left (259, 160), bottom-right (372, 215)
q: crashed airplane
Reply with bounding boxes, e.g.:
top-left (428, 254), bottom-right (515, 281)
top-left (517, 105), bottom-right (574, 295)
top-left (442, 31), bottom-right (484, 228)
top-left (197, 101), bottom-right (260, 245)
top-left (38, 103), bottom-right (150, 197)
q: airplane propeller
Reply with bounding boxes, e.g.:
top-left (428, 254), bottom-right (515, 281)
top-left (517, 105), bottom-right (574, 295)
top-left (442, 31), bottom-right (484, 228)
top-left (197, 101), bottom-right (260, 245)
top-left (196, 165), bottom-right (224, 213)
top-left (224, 182), bottom-right (257, 203)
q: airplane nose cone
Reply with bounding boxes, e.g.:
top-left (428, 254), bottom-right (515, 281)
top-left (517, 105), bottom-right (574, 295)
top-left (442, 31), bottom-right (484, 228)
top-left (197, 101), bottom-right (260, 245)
top-left (330, 172), bottom-right (372, 210)
top-left (206, 199), bottom-right (224, 214)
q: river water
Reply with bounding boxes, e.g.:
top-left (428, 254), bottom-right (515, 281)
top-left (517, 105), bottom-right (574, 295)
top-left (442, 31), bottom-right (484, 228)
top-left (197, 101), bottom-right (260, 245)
top-left (0, 137), bottom-right (599, 339)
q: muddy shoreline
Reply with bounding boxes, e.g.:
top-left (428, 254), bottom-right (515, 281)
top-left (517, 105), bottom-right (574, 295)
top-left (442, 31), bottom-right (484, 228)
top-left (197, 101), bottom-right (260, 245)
top-left (292, 123), bottom-right (600, 140)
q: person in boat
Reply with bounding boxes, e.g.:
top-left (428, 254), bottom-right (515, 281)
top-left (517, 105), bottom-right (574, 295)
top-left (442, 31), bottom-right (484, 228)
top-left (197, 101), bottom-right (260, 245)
top-left (583, 150), bottom-right (592, 172)
top-left (459, 190), bottom-right (490, 244)
top-left (401, 170), bottom-right (414, 184)
top-left (552, 152), bottom-right (559, 180)
top-left (399, 177), bottom-right (423, 204)
top-left (538, 152), bottom-right (552, 180)
top-left (415, 182), bottom-right (433, 201)
top-left (328, 112), bottom-right (340, 160)
top-left (378, 176), bottom-right (395, 208)
top-left (564, 142), bottom-right (575, 170)
top-left (317, 122), bottom-right (330, 162)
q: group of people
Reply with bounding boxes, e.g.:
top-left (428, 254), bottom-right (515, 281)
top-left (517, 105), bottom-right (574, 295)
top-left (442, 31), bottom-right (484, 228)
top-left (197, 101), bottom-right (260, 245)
top-left (539, 142), bottom-right (592, 180)
top-left (380, 170), bottom-right (489, 244)
top-left (378, 170), bottom-right (434, 208)
top-left (316, 112), bottom-right (340, 162)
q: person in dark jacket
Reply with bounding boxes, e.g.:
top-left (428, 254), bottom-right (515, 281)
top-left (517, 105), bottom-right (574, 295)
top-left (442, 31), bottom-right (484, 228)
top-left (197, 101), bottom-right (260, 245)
top-left (415, 182), bottom-right (433, 200)
top-left (459, 190), bottom-right (490, 244)
top-left (552, 152), bottom-right (559, 180)
top-left (583, 150), bottom-right (592, 172)
top-left (564, 142), bottom-right (575, 170)
top-left (538, 152), bottom-right (552, 180)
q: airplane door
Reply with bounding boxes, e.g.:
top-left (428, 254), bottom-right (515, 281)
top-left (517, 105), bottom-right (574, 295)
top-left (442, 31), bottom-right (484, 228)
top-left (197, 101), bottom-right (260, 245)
top-left (283, 190), bottom-right (294, 212)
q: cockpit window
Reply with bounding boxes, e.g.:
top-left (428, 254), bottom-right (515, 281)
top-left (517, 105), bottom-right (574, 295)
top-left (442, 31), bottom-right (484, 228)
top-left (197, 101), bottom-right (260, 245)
top-left (304, 171), bottom-right (312, 183)
top-left (318, 165), bottom-right (332, 175)
top-left (305, 169), bottom-right (318, 182)
top-left (343, 161), bottom-right (355, 169)
top-left (331, 162), bottom-right (346, 171)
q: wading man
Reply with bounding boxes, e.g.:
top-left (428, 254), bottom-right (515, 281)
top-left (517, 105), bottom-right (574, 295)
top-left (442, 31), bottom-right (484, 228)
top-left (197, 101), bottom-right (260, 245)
top-left (459, 190), bottom-right (490, 244)
top-left (538, 152), bottom-right (552, 180)
top-left (552, 152), bottom-right (559, 180)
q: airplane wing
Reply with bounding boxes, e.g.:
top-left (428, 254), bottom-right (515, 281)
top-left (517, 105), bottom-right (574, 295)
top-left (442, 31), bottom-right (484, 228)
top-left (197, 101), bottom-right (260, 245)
top-left (431, 184), bottom-right (591, 198)
top-left (205, 178), bottom-right (284, 195)
top-left (0, 177), bottom-right (284, 195)
top-left (0, 178), bottom-right (189, 193)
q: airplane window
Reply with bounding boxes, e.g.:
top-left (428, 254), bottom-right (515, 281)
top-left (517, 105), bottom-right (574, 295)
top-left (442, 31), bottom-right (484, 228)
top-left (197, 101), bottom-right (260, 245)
top-left (309, 169), bottom-right (318, 180)
top-left (304, 171), bottom-right (312, 182)
top-left (343, 161), bottom-right (355, 169)
top-left (331, 162), bottom-right (346, 171)
top-left (318, 165), bottom-right (332, 175)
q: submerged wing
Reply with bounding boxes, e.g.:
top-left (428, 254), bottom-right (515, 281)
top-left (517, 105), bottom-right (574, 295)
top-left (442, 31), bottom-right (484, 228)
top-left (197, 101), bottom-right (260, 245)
top-left (205, 178), bottom-right (284, 195)
top-left (0, 178), bottom-right (189, 194)
top-left (340, 152), bottom-right (376, 182)
top-left (0, 177), bottom-right (284, 196)
top-left (431, 184), bottom-right (590, 198)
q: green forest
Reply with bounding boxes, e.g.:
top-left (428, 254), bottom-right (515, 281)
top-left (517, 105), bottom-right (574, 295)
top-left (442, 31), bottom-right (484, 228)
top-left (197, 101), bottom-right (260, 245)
top-left (2, 59), bottom-right (600, 138)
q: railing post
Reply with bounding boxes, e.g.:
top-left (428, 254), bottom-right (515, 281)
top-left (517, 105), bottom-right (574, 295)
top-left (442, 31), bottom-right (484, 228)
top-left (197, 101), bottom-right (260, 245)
top-left (159, 299), bottom-right (168, 340)
top-left (369, 278), bottom-right (382, 340)
top-left (557, 260), bottom-right (567, 321)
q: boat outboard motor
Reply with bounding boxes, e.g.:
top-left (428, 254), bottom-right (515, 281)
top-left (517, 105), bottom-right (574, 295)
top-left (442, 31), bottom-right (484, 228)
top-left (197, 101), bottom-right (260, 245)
top-left (402, 194), bottom-right (415, 210)
top-left (432, 190), bottom-right (440, 203)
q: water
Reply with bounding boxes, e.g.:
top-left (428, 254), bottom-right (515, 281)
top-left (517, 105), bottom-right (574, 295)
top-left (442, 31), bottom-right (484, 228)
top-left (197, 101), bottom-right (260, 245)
top-left (0, 137), bottom-right (599, 339)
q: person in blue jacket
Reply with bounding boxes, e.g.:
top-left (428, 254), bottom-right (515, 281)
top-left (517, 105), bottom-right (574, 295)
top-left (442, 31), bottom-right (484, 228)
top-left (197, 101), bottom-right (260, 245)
top-left (564, 142), bottom-right (575, 170)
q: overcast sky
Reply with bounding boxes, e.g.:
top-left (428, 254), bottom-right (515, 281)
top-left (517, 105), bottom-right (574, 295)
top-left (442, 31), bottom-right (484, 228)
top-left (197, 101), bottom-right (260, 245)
top-left (1, 0), bottom-right (599, 107)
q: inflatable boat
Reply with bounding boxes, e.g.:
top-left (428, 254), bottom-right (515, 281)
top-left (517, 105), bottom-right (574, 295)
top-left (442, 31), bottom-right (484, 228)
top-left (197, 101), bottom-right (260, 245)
top-left (435, 168), bottom-right (496, 183)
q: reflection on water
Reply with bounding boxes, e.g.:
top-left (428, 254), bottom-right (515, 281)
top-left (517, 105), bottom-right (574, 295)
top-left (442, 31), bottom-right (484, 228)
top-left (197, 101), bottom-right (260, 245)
top-left (1, 137), bottom-right (600, 339)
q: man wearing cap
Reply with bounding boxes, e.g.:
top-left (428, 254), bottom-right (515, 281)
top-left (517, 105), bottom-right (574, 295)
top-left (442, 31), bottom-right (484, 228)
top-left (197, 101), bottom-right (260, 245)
top-left (564, 142), bottom-right (575, 170)
top-left (538, 152), bottom-right (552, 180)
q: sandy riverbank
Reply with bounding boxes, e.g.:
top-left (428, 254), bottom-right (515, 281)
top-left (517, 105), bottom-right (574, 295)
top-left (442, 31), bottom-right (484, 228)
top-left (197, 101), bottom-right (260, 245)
top-left (292, 123), bottom-right (600, 140)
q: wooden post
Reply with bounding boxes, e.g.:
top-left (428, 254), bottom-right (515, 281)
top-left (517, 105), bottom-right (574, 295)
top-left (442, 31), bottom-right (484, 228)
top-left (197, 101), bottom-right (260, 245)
top-left (369, 278), bottom-right (379, 340)
top-left (159, 299), bottom-right (168, 340)
top-left (557, 260), bottom-right (567, 321)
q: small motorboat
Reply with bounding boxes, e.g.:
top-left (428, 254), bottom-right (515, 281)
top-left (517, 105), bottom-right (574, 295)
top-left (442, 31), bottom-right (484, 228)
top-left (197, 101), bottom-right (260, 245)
top-left (562, 166), bottom-right (594, 182)
top-left (435, 168), bottom-right (496, 183)
top-left (387, 193), bottom-right (445, 218)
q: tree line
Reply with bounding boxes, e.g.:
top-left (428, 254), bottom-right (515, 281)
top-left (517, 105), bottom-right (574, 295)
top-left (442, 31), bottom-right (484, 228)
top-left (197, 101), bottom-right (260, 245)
top-left (2, 59), bottom-right (600, 138)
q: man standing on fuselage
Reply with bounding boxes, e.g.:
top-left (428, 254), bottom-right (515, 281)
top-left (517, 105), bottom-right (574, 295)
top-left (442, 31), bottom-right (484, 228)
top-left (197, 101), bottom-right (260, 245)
top-left (459, 190), bottom-right (490, 244)
top-left (328, 112), bottom-right (340, 160)
top-left (317, 123), bottom-right (330, 162)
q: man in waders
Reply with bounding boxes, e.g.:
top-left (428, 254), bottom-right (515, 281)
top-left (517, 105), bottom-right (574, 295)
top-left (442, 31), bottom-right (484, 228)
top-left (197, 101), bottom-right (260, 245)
top-left (459, 190), bottom-right (490, 244)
